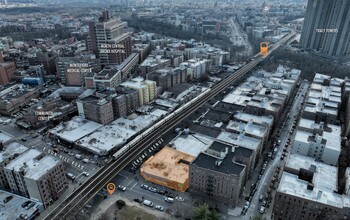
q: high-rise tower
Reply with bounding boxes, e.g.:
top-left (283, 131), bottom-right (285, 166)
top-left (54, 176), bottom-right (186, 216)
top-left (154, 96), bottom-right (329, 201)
top-left (300, 0), bottom-right (350, 62)
top-left (86, 10), bottom-right (132, 66)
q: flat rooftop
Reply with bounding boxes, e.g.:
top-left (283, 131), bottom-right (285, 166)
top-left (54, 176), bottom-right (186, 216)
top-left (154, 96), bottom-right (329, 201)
top-left (279, 154), bottom-right (344, 208)
top-left (0, 142), bottom-right (28, 164)
top-left (203, 109), bottom-right (231, 122)
top-left (49, 116), bottom-right (103, 143)
top-left (171, 133), bottom-right (214, 157)
top-left (190, 124), bottom-right (221, 138)
top-left (0, 190), bottom-right (44, 220)
top-left (233, 111), bottom-right (273, 126)
top-left (5, 149), bottom-right (61, 180)
top-left (217, 131), bottom-right (261, 152)
top-left (226, 120), bottom-right (268, 139)
top-left (295, 121), bottom-right (341, 152)
top-left (192, 141), bottom-right (246, 176)
top-left (95, 67), bottom-right (120, 81)
top-left (141, 147), bottom-right (195, 184)
top-left (76, 109), bottom-right (167, 155)
top-left (140, 56), bottom-right (170, 67)
top-left (0, 132), bottom-right (13, 143)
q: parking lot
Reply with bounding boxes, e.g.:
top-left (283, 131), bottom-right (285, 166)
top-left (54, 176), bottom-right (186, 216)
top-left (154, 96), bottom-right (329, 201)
top-left (105, 169), bottom-right (195, 219)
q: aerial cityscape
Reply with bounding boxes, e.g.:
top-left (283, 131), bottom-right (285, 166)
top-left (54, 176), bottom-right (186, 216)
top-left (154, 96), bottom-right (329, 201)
top-left (0, 0), bottom-right (350, 220)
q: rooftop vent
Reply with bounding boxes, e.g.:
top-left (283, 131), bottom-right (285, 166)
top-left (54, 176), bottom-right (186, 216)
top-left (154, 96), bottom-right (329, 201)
top-left (307, 183), bottom-right (314, 191)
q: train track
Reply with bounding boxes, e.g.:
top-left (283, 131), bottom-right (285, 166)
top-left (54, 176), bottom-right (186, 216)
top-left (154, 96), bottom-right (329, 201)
top-left (42, 33), bottom-right (294, 220)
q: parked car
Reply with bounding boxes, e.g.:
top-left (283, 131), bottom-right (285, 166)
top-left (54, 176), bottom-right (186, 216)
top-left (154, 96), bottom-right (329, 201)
top-left (140, 184), bottom-right (149, 190)
top-left (25, 202), bottom-right (35, 210)
top-left (167, 193), bottom-right (175, 198)
top-left (148, 187), bottom-right (157, 193)
top-left (244, 201), bottom-right (250, 209)
top-left (3, 196), bottom-right (13, 203)
top-left (165, 197), bottom-right (174, 203)
top-left (157, 190), bottom-right (166, 195)
top-left (143, 199), bottom-right (154, 207)
top-left (21, 201), bottom-right (31, 208)
top-left (155, 205), bottom-right (164, 211)
top-left (118, 185), bottom-right (126, 191)
top-left (260, 206), bottom-right (265, 214)
top-left (259, 195), bottom-right (264, 202)
top-left (82, 172), bottom-right (89, 177)
top-left (66, 173), bottom-right (76, 180)
top-left (134, 198), bottom-right (143, 203)
top-left (175, 196), bottom-right (184, 202)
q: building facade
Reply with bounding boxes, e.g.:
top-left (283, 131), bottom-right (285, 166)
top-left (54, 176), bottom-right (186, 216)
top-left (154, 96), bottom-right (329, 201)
top-left (0, 62), bottom-right (16, 85)
top-left (3, 149), bottom-right (68, 208)
top-left (86, 10), bottom-right (132, 66)
top-left (77, 95), bottom-right (114, 125)
top-left (300, 0), bottom-right (350, 62)
top-left (189, 141), bottom-right (247, 207)
top-left (55, 54), bottom-right (100, 85)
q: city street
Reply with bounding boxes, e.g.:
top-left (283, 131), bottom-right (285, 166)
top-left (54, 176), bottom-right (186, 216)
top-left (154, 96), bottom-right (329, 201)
top-left (228, 17), bottom-right (253, 57)
top-left (242, 81), bottom-right (309, 219)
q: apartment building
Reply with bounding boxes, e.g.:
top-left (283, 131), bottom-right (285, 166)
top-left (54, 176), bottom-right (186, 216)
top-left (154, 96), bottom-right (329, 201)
top-left (139, 55), bottom-right (171, 77)
top-left (77, 95), bottom-right (114, 125)
top-left (273, 154), bottom-right (350, 220)
top-left (302, 73), bottom-right (342, 125)
top-left (3, 149), bottom-right (68, 208)
top-left (0, 61), bottom-right (16, 85)
top-left (189, 141), bottom-right (248, 207)
top-left (0, 142), bottom-right (28, 190)
top-left (292, 118), bottom-right (341, 166)
top-left (121, 77), bottom-right (156, 106)
top-left (93, 66), bottom-right (122, 91)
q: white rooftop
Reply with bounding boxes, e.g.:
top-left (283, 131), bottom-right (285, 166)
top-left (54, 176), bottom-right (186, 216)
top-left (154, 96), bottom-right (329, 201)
top-left (233, 111), bottom-right (274, 126)
top-left (171, 133), bottom-right (214, 157)
top-left (5, 149), bottom-right (61, 180)
top-left (25, 156), bottom-right (61, 180)
top-left (279, 154), bottom-right (344, 208)
top-left (0, 142), bottom-right (28, 164)
top-left (0, 132), bottom-right (13, 143)
top-left (76, 109), bottom-right (167, 155)
top-left (49, 116), bottom-right (103, 143)
top-left (217, 131), bottom-right (261, 151)
top-left (226, 120), bottom-right (268, 138)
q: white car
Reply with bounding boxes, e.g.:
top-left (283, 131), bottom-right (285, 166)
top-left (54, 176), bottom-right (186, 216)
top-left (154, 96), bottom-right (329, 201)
top-left (155, 205), bottom-right (164, 211)
top-left (244, 201), bottom-right (250, 209)
top-left (82, 172), bottom-right (89, 177)
top-left (260, 206), bottom-right (265, 214)
top-left (118, 185), bottom-right (126, 191)
top-left (175, 196), bottom-right (184, 202)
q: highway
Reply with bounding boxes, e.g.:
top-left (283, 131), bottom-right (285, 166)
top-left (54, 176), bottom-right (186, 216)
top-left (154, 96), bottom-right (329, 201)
top-left (42, 32), bottom-right (296, 220)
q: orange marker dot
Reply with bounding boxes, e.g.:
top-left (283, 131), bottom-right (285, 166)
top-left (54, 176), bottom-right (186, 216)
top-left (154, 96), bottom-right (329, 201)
top-left (107, 183), bottom-right (116, 195)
